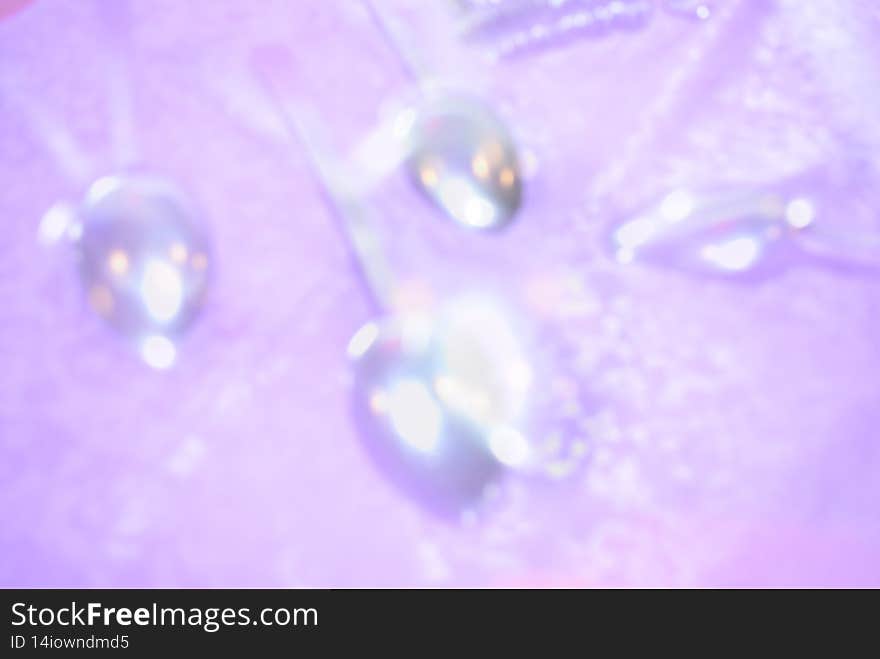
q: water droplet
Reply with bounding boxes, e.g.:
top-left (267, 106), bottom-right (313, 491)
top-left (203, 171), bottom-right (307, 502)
top-left (75, 174), bottom-right (211, 362)
top-left (349, 299), bottom-right (532, 516)
top-left (406, 96), bottom-right (522, 231)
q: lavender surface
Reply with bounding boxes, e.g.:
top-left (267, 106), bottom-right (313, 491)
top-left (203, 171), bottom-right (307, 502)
top-left (1, 0), bottom-right (879, 586)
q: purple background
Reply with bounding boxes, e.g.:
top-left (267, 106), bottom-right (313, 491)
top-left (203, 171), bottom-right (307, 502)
top-left (1, 0), bottom-right (879, 586)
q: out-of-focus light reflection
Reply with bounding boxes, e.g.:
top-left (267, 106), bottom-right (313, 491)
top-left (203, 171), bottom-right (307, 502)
top-left (169, 242), bottom-right (188, 264)
top-left (488, 426), bottom-right (530, 467)
top-left (107, 249), bottom-right (130, 276)
top-left (433, 374), bottom-right (492, 424)
top-left (140, 259), bottom-right (184, 323)
top-left (436, 298), bottom-right (531, 428)
top-left (38, 202), bottom-right (75, 245)
top-left (393, 107), bottom-right (417, 140)
top-left (664, 0), bottom-right (715, 21)
top-left (85, 175), bottom-right (122, 207)
top-left (387, 378), bottom-right (443, 453)
top-left (139, 334), bottom-right (177, 370)
top-left (347, 321), bottom-right (380, 359)
top-left (368, 389), bottom-right (389, 414)
top-left (464, 195), bottom-right (497, 228)
top-left (699, 235), bottom-right (763, 271)
top-left (785, 197), bottom-right (815, 229)
top-left (472, 153), bottom-right (490, 179)
top-left (434, 175), bottom-right (499, 228)
top-left (613, 216), bottom-right (656, 260)
top-left (419, 163), bottom-right (439, 188)
top-left (660, 189), bottom-right (695, 222)
top-left (506, 358), bottom-right (533, 391)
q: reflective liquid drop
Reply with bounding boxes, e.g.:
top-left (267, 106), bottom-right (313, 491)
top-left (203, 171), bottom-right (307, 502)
top-left (610, 187), bottom-right (810, 279)
top-left (74, 174), bottom-right (211, 367)
top-left (406, 96), bottom-right (523, 231)
top-left (347, 301), bottom-right (533, 516)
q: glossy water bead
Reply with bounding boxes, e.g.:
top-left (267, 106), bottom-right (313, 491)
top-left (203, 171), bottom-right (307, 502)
top-left (74, 173), bottom-right (211, 368)
top-left (347, 300), bottom-right (534, 516)
top-left (610, 187), bottom-right (813, 277)
top-left (405, 96), bottom-right (523, 231)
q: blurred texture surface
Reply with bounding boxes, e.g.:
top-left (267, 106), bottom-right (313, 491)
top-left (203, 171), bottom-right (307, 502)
top-left (1, 0), bottom-right (879, 586)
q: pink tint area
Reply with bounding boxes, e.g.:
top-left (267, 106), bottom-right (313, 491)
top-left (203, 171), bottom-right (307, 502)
top-left (0, 0), bottom-right (879, 587)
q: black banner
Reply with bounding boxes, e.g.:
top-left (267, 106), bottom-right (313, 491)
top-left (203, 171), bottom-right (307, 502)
top-left (0, 587), bottom-right (845, 652)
